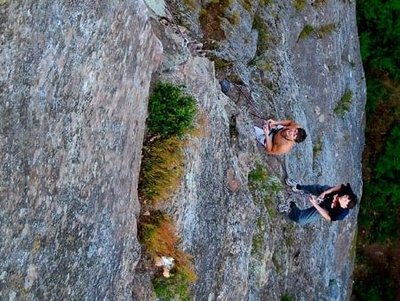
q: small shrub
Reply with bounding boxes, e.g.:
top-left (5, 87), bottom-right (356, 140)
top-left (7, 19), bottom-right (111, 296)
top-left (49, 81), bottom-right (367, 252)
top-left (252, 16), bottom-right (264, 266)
top-left (298, 24), bottom-right (314, 40)
top-left (139, 213), bottom-right (197, 300)
top-left (334, 90), bottom-right (353, 117)
top-left (148, 82), bottom-right (197, 138)
top-left (153, 270), bottom-right (193, 301)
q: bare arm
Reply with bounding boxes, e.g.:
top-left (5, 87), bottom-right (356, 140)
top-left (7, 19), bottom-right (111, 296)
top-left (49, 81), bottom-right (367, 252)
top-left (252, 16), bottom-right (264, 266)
top-left (319, 184), bottom-right (342, 199)
top-left (309, 195), bottom-right (331, 221)
top-left (268, 119), bottom-right (298, 128)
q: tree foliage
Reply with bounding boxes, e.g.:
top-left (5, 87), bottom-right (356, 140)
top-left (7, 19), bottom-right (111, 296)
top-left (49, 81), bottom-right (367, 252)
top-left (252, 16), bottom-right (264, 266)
top-left (354, 1), bottom-right (400, 300)
top-left (357, 0), bottom-right (400, 80)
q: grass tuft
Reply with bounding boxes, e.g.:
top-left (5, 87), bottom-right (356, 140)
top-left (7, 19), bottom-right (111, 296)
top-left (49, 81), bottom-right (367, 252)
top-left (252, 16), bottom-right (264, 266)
top-left (139, 212), bottom-right (197, 300)
top-left (334, 90), bottom-right (353, 117)
top-left (248, 165), bottom-right (282, 217)
top-left (140, 136), bottom-right (185, 203)
top-left (138, 81), bottom-right (198, 299)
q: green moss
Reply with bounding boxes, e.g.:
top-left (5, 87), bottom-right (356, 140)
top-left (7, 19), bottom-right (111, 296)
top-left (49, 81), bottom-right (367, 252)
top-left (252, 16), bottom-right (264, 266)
top-left (240, 0), bottom-right (253, 11)
top-left (281, 294), bottom-right (295, 301)
top-left (298, 24), bottom-right (315, 40)
top-left (251, 233), bottom-right (264, 255)
top-left (212, 57), bottom-right (233, 75)
top-left (259, 0), bottom-right (273, 6)
top-left (249, 165), bottom-right (283, 218)
top-left (334, 89), bottom-right (353, 117)
top-left (153, 270), bottom-right (193, 301)
top-left (248, 164), bottom-right (268, 190)
top-left (293, 0), bottom-right (306, 11)
top-left (228, 11), bottom-right (241, 25)
top-left (313, 137), bottom-right (323, 157)
top-left (253, 14), bottom-right (270, 55)
top-left (139, 212), bottom-right (197, 300)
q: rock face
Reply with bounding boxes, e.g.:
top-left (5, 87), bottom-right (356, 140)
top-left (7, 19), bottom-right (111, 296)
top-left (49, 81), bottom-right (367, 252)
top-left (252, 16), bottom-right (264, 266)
top-left (1, 1), bottom-right (365, 301)
top-left (153, 1), bottom-right (365, 300)
top-left (0, 1), bottom-right (161, 299)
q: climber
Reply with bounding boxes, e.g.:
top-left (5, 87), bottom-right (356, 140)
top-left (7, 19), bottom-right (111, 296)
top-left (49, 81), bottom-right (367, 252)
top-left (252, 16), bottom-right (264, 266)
top-left (282, 179), bottom-right (358, 225)
top-left (254, 119), bottom-right (307, 155)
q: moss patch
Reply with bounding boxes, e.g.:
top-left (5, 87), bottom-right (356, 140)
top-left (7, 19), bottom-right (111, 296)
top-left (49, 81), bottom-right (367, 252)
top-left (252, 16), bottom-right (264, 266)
top-left (293, 0), bottom-right (306, 11)
top-left (334, 89), bottom-right (353, 117)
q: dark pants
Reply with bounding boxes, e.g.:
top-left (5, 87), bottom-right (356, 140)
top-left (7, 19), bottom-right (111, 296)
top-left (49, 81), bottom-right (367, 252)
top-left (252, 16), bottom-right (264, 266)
top-left (288, 184), bottom-right (331, 225)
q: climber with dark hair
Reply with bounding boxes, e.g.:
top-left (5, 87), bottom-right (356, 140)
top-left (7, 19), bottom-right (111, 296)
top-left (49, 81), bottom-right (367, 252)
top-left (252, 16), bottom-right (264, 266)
top-left (254, 119), bottom-right (307, 155)
top-left (282, 179), bottom-right (358, 225)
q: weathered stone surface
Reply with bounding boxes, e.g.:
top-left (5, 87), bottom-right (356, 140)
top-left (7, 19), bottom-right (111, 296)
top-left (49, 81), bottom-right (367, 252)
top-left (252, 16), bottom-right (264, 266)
top-left (155, 1), bottom-right (365, 300)
top-left (1, 0), bottom-right (365, 300)
top-left (0, 1), bottom-right (161, 299)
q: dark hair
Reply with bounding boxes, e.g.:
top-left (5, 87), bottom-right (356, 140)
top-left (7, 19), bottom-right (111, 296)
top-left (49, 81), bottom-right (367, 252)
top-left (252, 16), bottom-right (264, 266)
top-left (295, 128), bottom-right (307, 143)
top-left (338, 183), bottom-right (358, 209)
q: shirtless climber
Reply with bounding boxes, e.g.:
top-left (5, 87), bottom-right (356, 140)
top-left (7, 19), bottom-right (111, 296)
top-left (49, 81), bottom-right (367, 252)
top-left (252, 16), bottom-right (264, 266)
top-left (254, 119), bottom-right (307, 155)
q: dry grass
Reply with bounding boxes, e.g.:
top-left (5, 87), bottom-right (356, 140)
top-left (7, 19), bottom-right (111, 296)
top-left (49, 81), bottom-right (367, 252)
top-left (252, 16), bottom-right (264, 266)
top-left (316, 23), bottom-right (337, 39)
top-left (140, 136), bottom-right (185, 203)
top-left (139, 212), bottom-right (197, 282)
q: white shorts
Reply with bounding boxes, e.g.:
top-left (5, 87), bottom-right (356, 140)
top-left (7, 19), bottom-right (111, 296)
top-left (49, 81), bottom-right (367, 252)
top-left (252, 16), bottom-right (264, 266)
top-left (254, 126), bottom-right (266, 146)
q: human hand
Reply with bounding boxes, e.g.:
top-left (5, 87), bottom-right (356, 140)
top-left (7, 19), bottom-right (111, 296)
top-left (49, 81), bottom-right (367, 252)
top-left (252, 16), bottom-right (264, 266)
top-left (309, 195), bottom-right (318, 205)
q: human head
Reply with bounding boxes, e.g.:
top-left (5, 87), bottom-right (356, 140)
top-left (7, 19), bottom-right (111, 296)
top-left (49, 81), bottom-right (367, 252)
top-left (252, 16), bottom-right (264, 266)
top-left (295, 128), bottom-right (307, 143)
top-left (337, 183), bottom-right (358, 209)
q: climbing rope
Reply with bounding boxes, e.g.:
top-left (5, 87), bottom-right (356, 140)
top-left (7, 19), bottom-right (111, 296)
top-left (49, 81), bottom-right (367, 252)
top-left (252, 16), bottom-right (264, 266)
top-left (230, 81), bottom-right (268, 121)
top-left (163, 1), bottom-right (189, 49)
